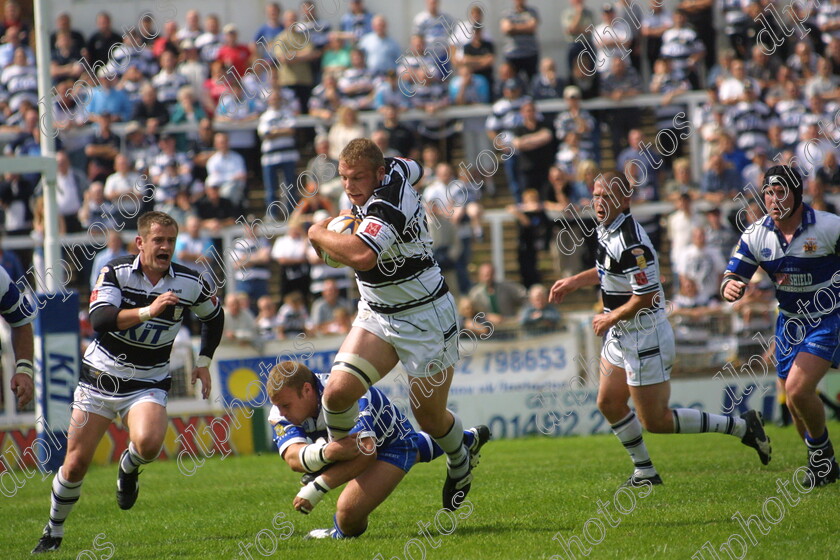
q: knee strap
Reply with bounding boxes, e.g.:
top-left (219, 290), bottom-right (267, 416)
top-left (333, 353), bottom-right (383, 390)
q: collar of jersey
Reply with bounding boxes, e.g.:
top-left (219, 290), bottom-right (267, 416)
top-left (759, 203), bottom-right (815, 232)
top-left (602, 209), bottom-right (631, 234)
top-left (311, 375), bottom-right (326, 426)
top-left (131, 254), bottom-right (175, 278)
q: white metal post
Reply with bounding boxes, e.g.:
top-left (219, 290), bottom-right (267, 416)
top-left (34, 0), bottom-right (60, 292)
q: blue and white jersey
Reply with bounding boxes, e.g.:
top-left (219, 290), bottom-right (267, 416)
top-left (726, 205), bottom-right (840, 319)
top-left (268, 372), bottom-right (414, 457)
top-left (0, 265), bottom-right (35, 327)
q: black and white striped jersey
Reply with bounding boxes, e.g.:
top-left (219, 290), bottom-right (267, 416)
top-left (257, 108), bottom-right (300, 167)
top-left (595, 209), bottom-right (664, 316)
top-left (353, 157), bottom-right (448, 314)
top-left (86, 254), bottom-right (221, 382)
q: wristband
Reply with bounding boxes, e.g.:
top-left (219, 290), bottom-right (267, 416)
top-left (299, 440), bottom-right (332, 472)
top-left (719, 277), bottom-right (744, 300)
top-left (195, 355), bottom-right (212, 369)
top-left (138, 306), bottom-right (152, 322)
top-left (15, 359), bottom-right (34, 380)
top-left (295, 475), bottom-right (331, 514)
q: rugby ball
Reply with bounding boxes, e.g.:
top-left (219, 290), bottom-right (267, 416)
top-left (323, 215), bottom-right (361, 268)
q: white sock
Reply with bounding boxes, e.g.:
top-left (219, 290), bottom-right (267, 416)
top-left (672, 409), bottom-right (745, 438)
top-left (611, 411), bottom-right (656, 477)
top-left (47, 467), bottom-right (82, 537)
top-left (433, 413), bottom-right (469, 477)
top-left (120, 442), bottom-right (154, 474)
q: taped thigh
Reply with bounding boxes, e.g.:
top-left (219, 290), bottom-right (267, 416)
top-left (333, 352), bottom-right (383, 390)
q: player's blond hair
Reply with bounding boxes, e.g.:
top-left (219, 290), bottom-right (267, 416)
top-left (339, 137), bottom-right (385, 172)
top-left (266, 360), bottom-right (315, 400)
top-left (138, 211), bottom-right (179, 237)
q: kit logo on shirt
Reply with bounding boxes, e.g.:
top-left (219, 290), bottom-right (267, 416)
top-left (364, 222), bottom-right (382, 236)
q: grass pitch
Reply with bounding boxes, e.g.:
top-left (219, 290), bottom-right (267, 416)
top-left (3, 425), bottom-right (839, 560)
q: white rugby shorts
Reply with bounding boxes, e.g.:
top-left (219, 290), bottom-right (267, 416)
top-left (353, 293), bottom-right (460, 378)
top-left (601, 313), bottom-right (675, 386)
top-left (73, 383), bottom-right (169, 421)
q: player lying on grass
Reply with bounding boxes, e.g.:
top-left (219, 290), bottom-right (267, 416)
top-left (722, 165), bottom-right (840, 486)
top-left (550, 173), bottom-right (771, 488)
top-left (265, 361), bottom-right (490, 539)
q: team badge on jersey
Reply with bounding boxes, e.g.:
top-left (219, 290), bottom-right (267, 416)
top-left (632, 248), bottom-right (647, 270)
top-left (273, 424), bottom-right (286, 438)
top-left (761, 248), bottom-right (772, 258)
top-left (634, 272), bottom-right (649, 285)
top-left (173, 306), bottom-right (183, 321)
top-left (95, 267), bottom-right (108, 288)
top-left (803, 238), bottom-right (818, 253)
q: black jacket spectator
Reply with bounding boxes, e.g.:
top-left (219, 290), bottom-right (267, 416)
top-left (195, 186), bottom-right (238, 230)
top-left (86, 28), bottom-right (120, 68)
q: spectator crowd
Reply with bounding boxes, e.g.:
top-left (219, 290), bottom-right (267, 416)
top-left (0, 0), bottom-right (836, 344)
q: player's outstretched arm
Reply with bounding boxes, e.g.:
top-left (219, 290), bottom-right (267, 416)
top-left (191, 308), bottom-right (225, 400)
top-left (10, 322), bottom-right (34, 409)
top-left (549, 267), bottom-right (599, 304)
top-left (291, 437), bottom-right (378, 515)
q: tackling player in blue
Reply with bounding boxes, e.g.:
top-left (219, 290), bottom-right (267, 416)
top-left (722, 165), bottom-right (840, 486)
top-left (265, 361), bottom-right (489, 539)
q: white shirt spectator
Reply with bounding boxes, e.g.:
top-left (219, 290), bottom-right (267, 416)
top-left (178, 58), bottom-right (208, 93)
top-left (271, 233), bottom-right (309, 277)
top-left (593, 19), bottom-right (632, 74)
top-left (206, 150), bottom-right (246, 188)
top-left (675, 243), bottom-right (727, 304)
top-left (718, 76), bottom-right (759, 104)
top-left (795, 136), bottom-right (838, 177)
top-left (224, 305), bottom-right (259, 343)
top-left (104, 170), bottom-right (141, 199)
top-left (54, 167), bottom-right (85, 217)
top-left (423, 179), bottom-right (451, 211)
top-left (666, 206), bottom-right (703, 272)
